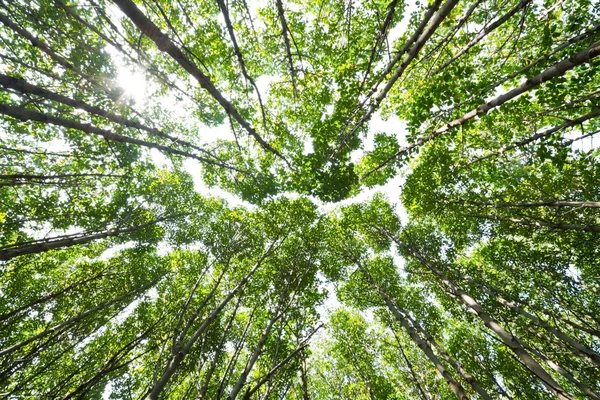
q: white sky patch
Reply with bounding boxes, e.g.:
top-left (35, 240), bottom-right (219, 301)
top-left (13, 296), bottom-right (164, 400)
top-left (149, 148), bottom-right (171, 168)
top-left (563, 128), bottom-right (600, 153)
top-left (197, 123), bottom-right (236, 145)
top-left (303, 136), bottom-right (314, 155)
top-left (255, 74), bottom-right (277, 98)
top-left (245, 0), bottom-right (269, 30)
top-left (565, 264), bottom-right (582, 282)
top-left (182, 159), bottom-right (253, 208)
top-left (99, 242), bottom-right (136, 261)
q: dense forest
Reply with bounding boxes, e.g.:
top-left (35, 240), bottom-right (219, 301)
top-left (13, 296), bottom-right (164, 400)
top-left (0, 0), bottom-right (599, 398)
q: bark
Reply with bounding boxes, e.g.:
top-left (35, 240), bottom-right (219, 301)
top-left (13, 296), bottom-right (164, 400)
top-left (0, 103), bottom-right (245, 173)
top-left (338, 0), bottom-right (459, 153)
top-left (474, 283), bottom-right (600, 367)
top-left (448, 199), bottom-right (600, 209)
top-left (483, 22), bottom-right (600, 96)
top-left (197, 295), bottom-right (243, 399)
top-left (217, 305), bottom-right (259, 399)
top-left (215, 0), bottom-right (268, 129)
top-left (0, 270), bottom-right (106, 322)
top-left (0, 217), bottom-right (170, 261)
top-left (0, 73), bottom-right (219, 159)
top-left (407, 315), bottom-right (494, 400)
top-left (0, 10), bottom-right (146, 122)
top-left (228, 301), bottom-right (286, 400)
top-left (300, 348), bottom-right (310, 400)
top-left (525, 342), bottom-right (600, 400)
top-left (111, 0), bottom-right (290, 167)
top-left (242, 327), bottom-right (322, 399)
top-left (275, 0), bottom-right (297, 96)
top-left (174, 261), bottom-right (231, 346)
top-left (62, 323), bottom-right (158, 400)
top-left (470, 214), bottom-right (600, 233)
top-left (365, 40), bottom-right (600, 179)
top-left (0, 12), bottom-right (103, 90)
top-left (360, 0), bottom-right (443, 107)
top-left (359, 0), bottom-right (401, 92)
top-left (419, 0), bottom-right (483, 66)
top-left (391, 329), bottom-right (429, 400)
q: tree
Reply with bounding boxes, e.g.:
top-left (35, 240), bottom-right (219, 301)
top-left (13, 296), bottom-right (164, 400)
top-left (1, 0), bottom-right (599, 398)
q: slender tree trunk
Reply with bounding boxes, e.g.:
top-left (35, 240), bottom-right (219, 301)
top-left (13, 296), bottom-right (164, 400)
top-left (433, 0), bottom-right (531, 74)
top-left (0, 104), bottom-right (242, 172)
top-left (0, 73), bottom-right (214, 158)
top-left (228, 301), bottom-right (286, 400)
top-left (111, 0), bottom-right (290, 167)
top-left (300, 348), bottom-right (311, 400)
top-left (341, 0), bottom-right (459, 147)
top-left (197, 294), bottom-right (243, 399)
top-left (469, 214), bottom-right (600, 233)
top-left (0, 270), bottom-right (106, 321)
top-left (397, 242), bottom-right (576, 400)
top-left (407, 315), bottom-right (494, 400)
top-left (365, 40), bottom-right (600, 178)
top-left (242, 327), bottom-right (321, 399)
top-left (0, 217), bottom-right (171, 261)
top-left (0, 278), bottom-right (159, 357)
top-left (448, 199), bottom-right (600, 209)
top-left (391, 329), bottom-right (430, 400)
top-left (147, 239), bottom-right (284, 400)
top-left (350, 257), bottom-right (470, 400)
top-left (525, 342), bottom-right (600, 400)
top-left (471, 108), bottom-right (600, 164)
top-left (474, 282), bottom-right (600, 367)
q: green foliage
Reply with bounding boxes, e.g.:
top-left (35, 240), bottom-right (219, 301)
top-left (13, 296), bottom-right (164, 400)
top-left (1, 0), bottom-right (599, 398)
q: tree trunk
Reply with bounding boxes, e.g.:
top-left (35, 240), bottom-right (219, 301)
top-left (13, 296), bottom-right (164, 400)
top-left (0, 217), bottom-right (169, 261)
top-left (228, 308), bottom-right (282, 399)
top-left (352, 257), bottom-right (470, 400)
top-left (398, 242), bottom-right (575, 400)
top-left (365, 40), bottom-right (600, 178)
top-left (111, 0), bottom-right (290, 166)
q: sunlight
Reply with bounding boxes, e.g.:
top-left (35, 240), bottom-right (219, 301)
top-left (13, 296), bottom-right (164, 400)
top-left (116, 66), bottom-right (147, 104)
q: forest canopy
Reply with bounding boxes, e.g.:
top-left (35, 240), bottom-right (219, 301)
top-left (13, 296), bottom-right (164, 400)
top-left (0, 0), bottom-right (599, 398)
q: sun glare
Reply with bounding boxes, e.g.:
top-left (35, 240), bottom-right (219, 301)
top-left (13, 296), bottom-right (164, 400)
top-left (116, 67), bottom-right (147, 104)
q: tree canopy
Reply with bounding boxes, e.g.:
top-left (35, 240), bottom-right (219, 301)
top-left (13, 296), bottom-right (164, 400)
top-left (1, 0), bottom-right (599, 398)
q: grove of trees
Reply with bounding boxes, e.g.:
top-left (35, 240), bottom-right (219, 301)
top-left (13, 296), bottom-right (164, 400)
top-left (0, 0), bottom-right (599, 398)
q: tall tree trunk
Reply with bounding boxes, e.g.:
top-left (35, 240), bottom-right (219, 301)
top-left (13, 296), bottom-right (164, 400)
top-left (242, 327), bottom-right (321, 400)
top-left (469, 214), bottom-right (600, 233)
top-left (197, 294), bottom-right (243, 399)
top-left (407, 315), bottom-right (494, 400)
top-left (0, 278), bottom-right (159, 357)
top-left (350, 256), bottom-right (470, 400)
top-left (397, 242), bottom-right (576, 400)
top-left (0, 217), bottom-right (171, 261)
top-left (0, 73), bottom-right (214, 158)
top-left (228, 307), bottom-right (282, 400)
top-left (111, 0), bottom-right (290, 167)
top-left (0, 104), bottom-right (242, 172)
top-left (525, 341), bottom-right (600, 400)
top-left (365, 40), bottom-right (600, 178)
top-left (447, 199), bottom-right (600, 209)
top-left (472, 280), bottom-right (600, 367)
top-left (391, 329), bottom-right (430, 400)
top-left (147, 238), bottom-right (285, 400)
